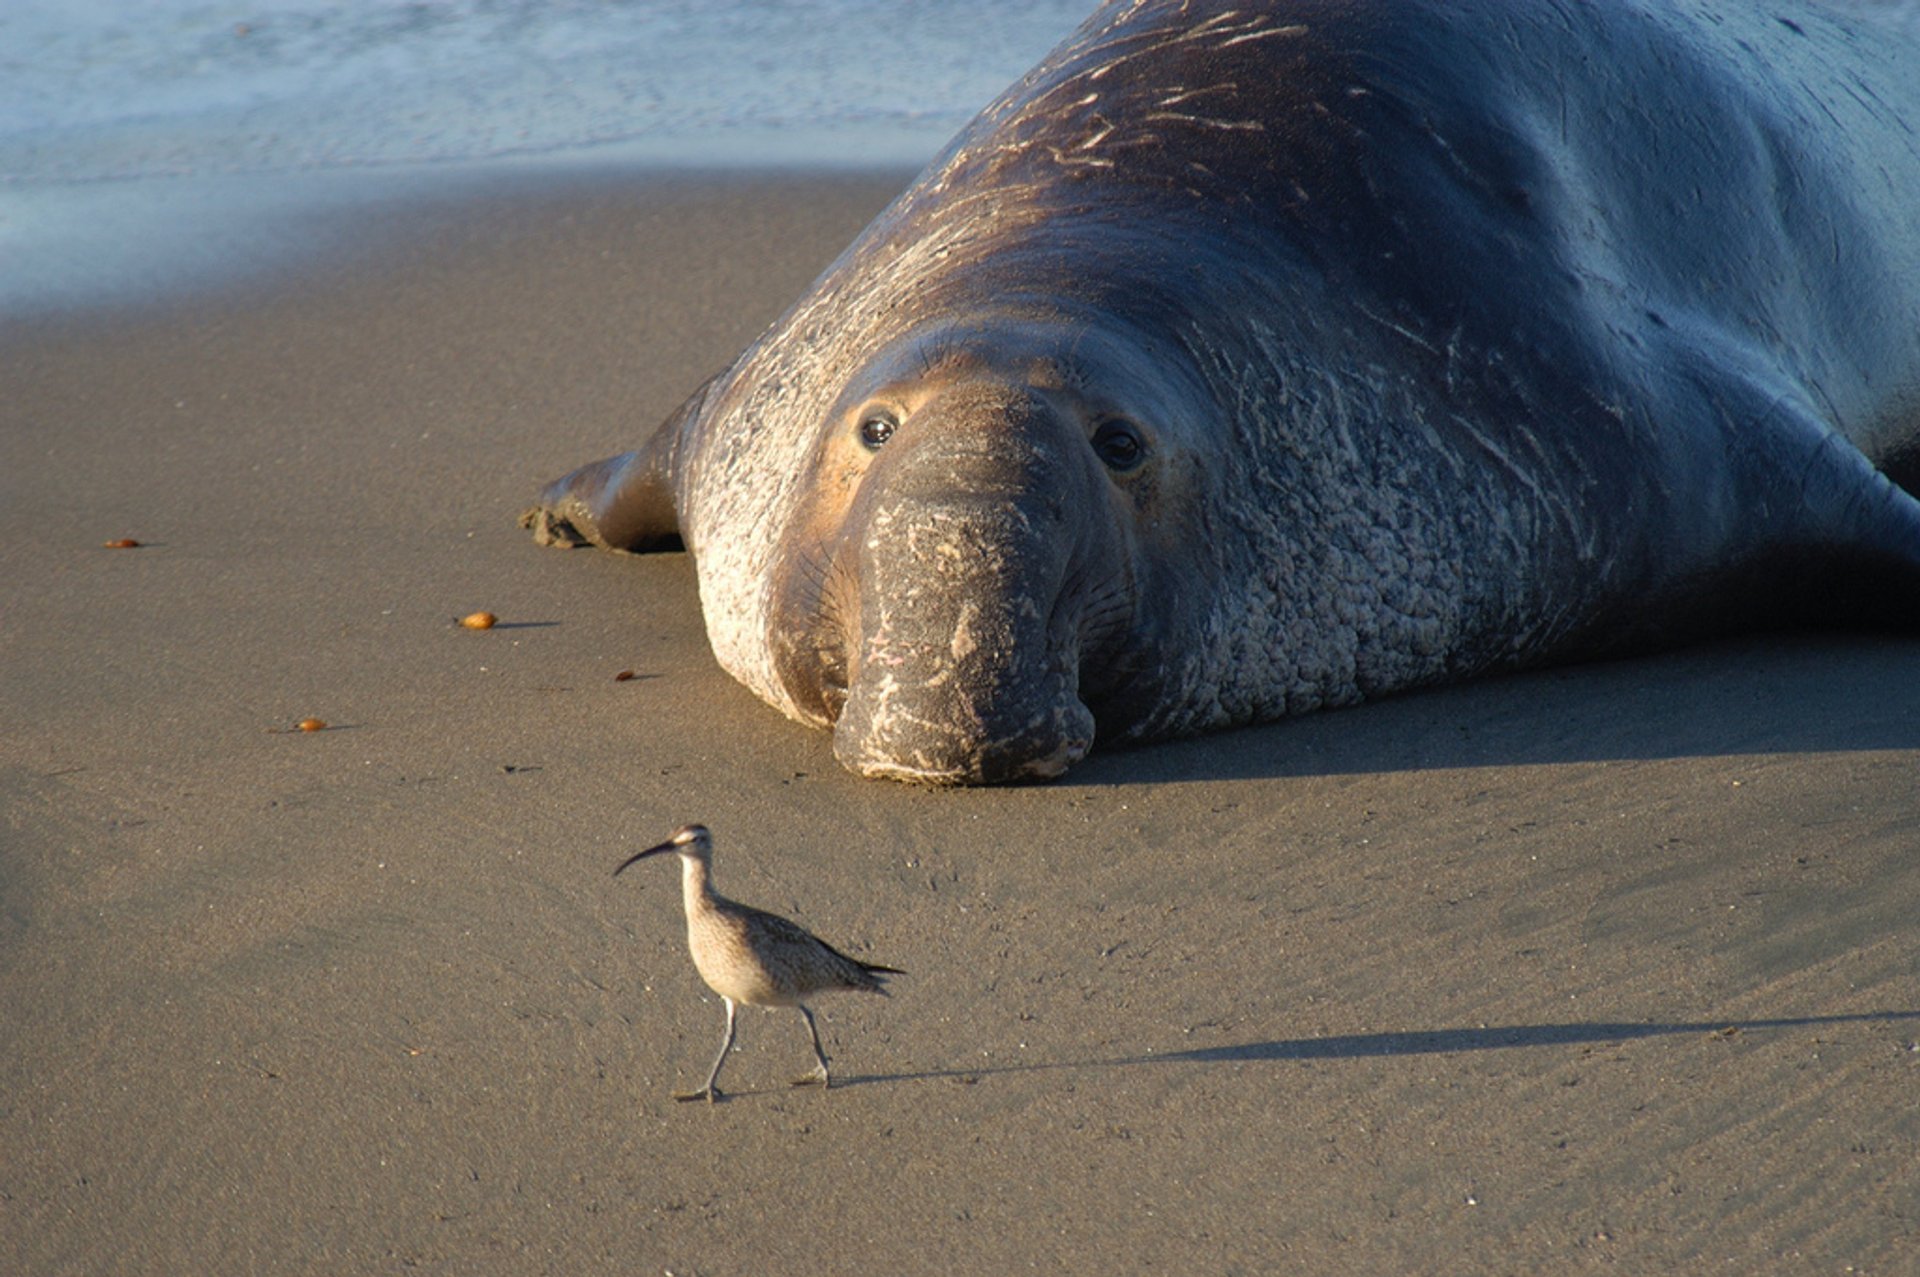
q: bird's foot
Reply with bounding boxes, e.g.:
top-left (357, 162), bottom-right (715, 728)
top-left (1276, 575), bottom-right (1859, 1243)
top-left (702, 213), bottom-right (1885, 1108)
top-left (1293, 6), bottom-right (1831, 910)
top-left (673, 1085), bottom-right (723, 1104)
top-left (790, 1067), bottom-right (831, 1090)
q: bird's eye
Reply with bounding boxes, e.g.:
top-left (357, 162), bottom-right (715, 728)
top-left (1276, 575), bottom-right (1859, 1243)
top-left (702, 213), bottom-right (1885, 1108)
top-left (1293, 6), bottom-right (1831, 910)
top-left (1092, 419), bottom-right (1146, 471)
top-left (858, 411), bottom-right (897, 450)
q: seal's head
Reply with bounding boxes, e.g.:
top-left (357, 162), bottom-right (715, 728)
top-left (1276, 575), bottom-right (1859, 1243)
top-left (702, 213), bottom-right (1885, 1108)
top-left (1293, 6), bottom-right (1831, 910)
top-left (766, 314), bottom-right (1215, 783)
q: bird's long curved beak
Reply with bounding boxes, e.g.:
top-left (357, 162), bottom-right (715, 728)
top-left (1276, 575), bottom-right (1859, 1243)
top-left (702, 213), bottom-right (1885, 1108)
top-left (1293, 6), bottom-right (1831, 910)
top-left (613, 841), bottom-right (677, 877)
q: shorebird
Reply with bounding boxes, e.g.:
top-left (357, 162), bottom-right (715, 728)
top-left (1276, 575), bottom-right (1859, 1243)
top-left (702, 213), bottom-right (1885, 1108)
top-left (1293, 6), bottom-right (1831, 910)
top-left (614, 824), bottom-right (903, 1103)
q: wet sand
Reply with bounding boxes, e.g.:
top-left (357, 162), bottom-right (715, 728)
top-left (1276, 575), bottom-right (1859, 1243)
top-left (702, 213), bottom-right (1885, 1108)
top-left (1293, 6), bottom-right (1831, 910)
top-left (3, 168), bottom-right (1917, 1273)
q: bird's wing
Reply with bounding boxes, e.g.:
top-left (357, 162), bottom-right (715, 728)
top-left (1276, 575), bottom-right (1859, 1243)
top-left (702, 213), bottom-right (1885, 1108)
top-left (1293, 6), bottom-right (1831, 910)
top-left (733, 904), bottom-right (901, 975)
top-left (811, 932), bottom-right (905, 976)
top-left (733, 902), bottom-right (829, 951)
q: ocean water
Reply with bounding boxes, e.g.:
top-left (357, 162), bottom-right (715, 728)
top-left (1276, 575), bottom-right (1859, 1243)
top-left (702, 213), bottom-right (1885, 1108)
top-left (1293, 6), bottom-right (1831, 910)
top-left (0, 0), bottom-right (1093, 181)
top-left (0, 0), bottom-right (1090, 309)
top-left (7, 1), bottom-right (1919, 311)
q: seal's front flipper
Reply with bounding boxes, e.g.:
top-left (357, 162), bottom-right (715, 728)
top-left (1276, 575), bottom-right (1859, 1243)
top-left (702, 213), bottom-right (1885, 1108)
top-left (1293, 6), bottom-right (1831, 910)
top-left (519, 376), bottom-right (717, 553)
top-left (519, 448), bottom-right (682, 552)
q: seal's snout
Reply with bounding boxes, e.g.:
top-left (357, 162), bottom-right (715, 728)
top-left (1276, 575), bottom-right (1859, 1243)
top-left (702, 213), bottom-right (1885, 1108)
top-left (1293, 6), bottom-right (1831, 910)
top-left (822, 383), bottom-right (1121, 785)
top-left (829, 493), bottom-right (1101, 785)
top-left (834, 689), bottom-right (1095, 785)
top-left (829, 593), bottom-right (1099, 784)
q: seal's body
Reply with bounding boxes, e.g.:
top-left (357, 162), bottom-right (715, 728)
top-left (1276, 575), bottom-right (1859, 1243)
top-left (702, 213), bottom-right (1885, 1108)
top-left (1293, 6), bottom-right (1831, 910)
top-left (525, 0), bottom-right (1920, 783)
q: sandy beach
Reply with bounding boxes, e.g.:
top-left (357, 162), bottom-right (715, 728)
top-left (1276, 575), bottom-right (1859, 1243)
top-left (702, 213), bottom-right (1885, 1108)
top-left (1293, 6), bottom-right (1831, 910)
top-left (4, 168), bottom-right (1918, 1273)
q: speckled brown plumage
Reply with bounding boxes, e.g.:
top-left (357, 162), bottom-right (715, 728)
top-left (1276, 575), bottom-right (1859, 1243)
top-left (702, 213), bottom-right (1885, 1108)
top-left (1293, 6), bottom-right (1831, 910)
top-left (614, 824), bottom-right (902, 1103)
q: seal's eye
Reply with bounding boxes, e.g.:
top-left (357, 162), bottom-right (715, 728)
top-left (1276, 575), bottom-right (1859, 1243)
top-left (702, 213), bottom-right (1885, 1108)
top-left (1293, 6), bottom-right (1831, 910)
top-left (858, 411), bottom-right (897, 450)
top-left (1092, 419), bottom-right (1146, 472)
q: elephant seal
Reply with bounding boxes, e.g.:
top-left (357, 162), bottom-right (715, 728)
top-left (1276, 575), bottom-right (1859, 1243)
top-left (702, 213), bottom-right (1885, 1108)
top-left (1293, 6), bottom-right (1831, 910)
top-left (522, 0), bottom-right (1920, 784)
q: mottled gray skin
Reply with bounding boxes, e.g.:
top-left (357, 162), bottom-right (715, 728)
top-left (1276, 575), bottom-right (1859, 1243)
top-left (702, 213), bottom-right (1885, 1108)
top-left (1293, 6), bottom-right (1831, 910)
top-left (523, 0), bottom-right (1920, 784)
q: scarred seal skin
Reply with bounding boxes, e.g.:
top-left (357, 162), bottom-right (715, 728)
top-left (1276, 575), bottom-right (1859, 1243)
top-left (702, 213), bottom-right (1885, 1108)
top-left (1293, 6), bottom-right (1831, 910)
top-left (523, 0), bottom-right (1920, 785)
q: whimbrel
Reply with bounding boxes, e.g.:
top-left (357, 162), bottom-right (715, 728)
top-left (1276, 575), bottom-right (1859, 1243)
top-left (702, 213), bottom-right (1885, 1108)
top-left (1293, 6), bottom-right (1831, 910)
top-left (614, 824), bottom-right (903, 1103)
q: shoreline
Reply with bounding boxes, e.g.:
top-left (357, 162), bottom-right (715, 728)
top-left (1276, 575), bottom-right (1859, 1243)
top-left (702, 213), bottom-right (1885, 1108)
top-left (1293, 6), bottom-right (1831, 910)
top-left (2, 155), bottom-right (925, 318)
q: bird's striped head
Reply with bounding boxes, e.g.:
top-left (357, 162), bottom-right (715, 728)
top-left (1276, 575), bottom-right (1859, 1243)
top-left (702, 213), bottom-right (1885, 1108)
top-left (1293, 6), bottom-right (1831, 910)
top-left (614, 823), bottom-right (713, 876)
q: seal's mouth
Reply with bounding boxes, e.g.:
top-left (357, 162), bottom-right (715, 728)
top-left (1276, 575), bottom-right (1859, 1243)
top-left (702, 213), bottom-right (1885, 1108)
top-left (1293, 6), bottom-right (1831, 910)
top-left (822, 547), bottom-right (1133, 785)
top-left (830, 659), bottom-right (1097, 785)
top-left (840, 726), bottom-right (1092, 785)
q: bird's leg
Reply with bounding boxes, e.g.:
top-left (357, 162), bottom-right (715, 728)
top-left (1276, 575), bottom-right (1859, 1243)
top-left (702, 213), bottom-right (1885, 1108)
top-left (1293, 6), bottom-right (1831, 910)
top-left (676, 997), bottom-right (737, 1104)
top-left (790, 1003), bottom-right (831, 1089)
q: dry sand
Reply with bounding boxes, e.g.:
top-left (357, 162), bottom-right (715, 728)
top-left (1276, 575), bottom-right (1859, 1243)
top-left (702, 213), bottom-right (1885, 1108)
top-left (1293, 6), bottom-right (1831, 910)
top-left (3, 168), bottom-right (1918, 1274)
